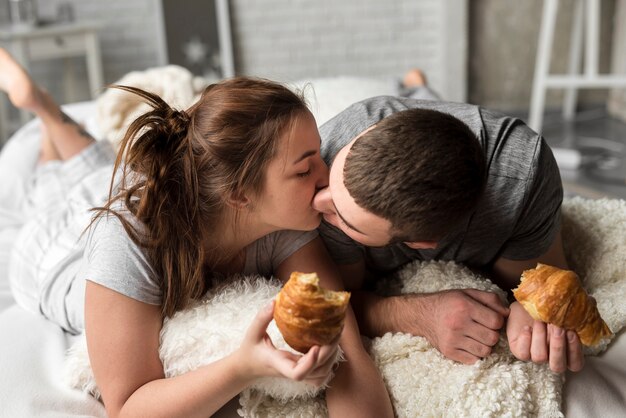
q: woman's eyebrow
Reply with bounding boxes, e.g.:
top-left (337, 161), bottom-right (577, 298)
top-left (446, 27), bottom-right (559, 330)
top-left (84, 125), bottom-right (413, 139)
top-left (293, 150), bottom-right (316, 164)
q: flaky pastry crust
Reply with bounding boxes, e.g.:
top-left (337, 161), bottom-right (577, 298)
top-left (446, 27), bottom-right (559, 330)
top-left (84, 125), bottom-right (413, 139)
top-left (513, 263), bottom-right (612, 346)
top-left (274, 272), bottom-right (351, 353)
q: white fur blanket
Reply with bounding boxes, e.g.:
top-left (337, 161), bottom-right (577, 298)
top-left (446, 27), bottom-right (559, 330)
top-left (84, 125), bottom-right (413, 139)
top-left (64, 196), bottom-right (626, 417)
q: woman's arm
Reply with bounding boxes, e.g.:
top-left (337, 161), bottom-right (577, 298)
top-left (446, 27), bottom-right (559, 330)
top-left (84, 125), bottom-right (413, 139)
top-left (85, 281), bottom-right (328, 418)
top-left (277, 238), bottom-right (394, 418)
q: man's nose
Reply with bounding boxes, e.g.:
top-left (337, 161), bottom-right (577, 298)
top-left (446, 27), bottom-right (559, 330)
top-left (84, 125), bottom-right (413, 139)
top-left (312, 186), bottom-right (333, 214)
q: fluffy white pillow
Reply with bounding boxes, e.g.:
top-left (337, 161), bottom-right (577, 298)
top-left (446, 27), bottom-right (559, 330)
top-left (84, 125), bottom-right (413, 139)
top-left (288, 76), bottom-right (397, 126)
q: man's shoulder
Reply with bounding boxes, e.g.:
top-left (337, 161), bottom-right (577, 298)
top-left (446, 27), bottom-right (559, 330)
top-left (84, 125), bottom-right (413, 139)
top-left (319, 96), bottom-right (483, 161)
top-left (322, 96), bottom-right (483, 123)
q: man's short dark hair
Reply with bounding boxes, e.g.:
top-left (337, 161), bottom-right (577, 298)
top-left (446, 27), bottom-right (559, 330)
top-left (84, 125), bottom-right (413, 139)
top-left (344, 108), bottom-right (486, 242)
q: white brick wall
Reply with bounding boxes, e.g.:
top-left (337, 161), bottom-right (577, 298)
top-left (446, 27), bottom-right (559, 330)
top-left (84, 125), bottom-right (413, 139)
top-left (0, 0), bottom-right (466, 105)
top-left (230, 0), bottom-right (465, 101)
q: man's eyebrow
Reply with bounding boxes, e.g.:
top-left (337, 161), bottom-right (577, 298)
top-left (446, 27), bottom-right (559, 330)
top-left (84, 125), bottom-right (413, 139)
top-left (293, 150), bottom-right (316, 164)
top-left (333, 202), bottom-right (366, 235)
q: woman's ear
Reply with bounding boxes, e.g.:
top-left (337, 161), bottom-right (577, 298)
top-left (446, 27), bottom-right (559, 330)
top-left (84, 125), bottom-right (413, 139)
top-left (226, 190), bottom-right (251, 209)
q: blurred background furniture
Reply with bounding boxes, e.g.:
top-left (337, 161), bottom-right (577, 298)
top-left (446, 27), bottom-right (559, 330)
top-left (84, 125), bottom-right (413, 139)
top-left (529, 0), bottom-right (626, 133)
top-left (0, 20), bottom-right (102, 141)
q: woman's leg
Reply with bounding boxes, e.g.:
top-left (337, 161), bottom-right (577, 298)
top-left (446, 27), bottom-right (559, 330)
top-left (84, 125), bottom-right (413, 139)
top-left (403, 69), bottom-right (428, 89)
top-left (0, 48), bottom-right (94, 163)
top-left (398, 69), bottom-right (442, 101)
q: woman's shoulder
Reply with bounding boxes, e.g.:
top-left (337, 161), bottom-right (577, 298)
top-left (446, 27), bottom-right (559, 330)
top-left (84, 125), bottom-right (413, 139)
top-left (88, 202), bottom-right (145, 238)
top-left (82, 204), bottom-right (161, 304)
top-left (246, 230), bottom-right (318, 276)
top-left (258, 229), bottom-right (318, 248)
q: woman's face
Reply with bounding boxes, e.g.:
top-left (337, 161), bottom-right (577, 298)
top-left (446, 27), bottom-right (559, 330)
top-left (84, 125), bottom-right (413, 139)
top-left (253, 111), bottom-right (328, 231)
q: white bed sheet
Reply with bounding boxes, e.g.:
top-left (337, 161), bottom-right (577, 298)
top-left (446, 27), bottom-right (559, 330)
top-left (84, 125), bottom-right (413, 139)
top-left (0, 304), bottom-right (106, 418)
top-left (0, 100), bottom-right (625, 417)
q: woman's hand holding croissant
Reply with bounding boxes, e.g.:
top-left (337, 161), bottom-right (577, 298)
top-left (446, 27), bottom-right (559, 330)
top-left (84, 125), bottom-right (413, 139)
top-left (235, 300), bottom-right (340, 387)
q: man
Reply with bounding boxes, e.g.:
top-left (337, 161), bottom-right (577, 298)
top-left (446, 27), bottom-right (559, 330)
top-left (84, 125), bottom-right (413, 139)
top-left (313, 72), bottom-right (584, 373)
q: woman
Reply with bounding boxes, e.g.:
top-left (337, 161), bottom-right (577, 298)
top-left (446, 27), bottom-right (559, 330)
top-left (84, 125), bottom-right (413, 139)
top-left (0, 49), bottom-right (393, 417)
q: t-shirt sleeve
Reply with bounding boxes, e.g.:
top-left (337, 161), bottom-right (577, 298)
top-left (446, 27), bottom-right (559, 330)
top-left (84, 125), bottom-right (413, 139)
top-left (317, 221), bottom-right (366, 265)
top-left (83, 214), bottom-right (161, 305)
top-left (269, 229), bottom-right (319, 270)
top-left (498, 139), bottom-right (563, 260)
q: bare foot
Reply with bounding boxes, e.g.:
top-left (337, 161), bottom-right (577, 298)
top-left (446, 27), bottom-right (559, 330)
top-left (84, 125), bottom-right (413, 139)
top-left (403, 69), bottom-right (428, 88)
top-left (0, 48), bottom-right (45, 111)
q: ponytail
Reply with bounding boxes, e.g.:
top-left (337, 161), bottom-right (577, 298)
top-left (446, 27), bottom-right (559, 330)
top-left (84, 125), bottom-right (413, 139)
top-left (92, 85), bottom-right (205, 317)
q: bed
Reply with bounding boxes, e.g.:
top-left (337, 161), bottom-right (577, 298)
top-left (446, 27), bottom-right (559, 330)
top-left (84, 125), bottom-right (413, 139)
top-left (1, 78), bottom-right (625, 417)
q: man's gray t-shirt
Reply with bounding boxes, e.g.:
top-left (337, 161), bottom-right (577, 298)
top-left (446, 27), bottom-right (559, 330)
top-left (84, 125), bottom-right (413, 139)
top-left (318, 96), bottom-right (563, 276)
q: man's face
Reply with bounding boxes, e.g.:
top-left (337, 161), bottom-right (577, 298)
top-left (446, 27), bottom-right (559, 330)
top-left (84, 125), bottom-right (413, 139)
top-left (312, 136), bottom-right (394, 247)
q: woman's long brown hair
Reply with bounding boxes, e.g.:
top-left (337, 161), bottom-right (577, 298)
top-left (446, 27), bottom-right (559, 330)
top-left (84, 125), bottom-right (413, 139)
top-left (91, 78), bottom-right (309, 317)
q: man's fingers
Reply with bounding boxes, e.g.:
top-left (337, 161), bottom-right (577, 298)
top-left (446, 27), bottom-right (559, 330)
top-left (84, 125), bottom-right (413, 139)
top-left (464, 289), bottom-right (510, 316)
top-left (509, 325), bottom-right (532, 361)
top-left (452, 348), bottom-right (481, 365)
top-left (530, 320), bottom-right (548, 363)
top-left (566, 330), bottom-right (585, 372)
top-left (548, 325), bottom-right (567, 373)
top-left (463, 290), bottom-right (508, 331)
top-left (465, 322), bottom-right (501, 347)
top-left (461, 336), bottom-right (493, 358)
top-left (468, 302), bottom-right (506, 331)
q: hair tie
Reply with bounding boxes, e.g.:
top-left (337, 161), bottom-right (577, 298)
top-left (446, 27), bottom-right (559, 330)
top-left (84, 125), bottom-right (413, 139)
top-left (167, 108), bottom-right (191, 140)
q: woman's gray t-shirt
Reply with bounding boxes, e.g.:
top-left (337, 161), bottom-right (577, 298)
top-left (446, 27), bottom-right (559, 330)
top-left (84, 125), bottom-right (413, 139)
top-left (67, 211), bottom-right (317, 333)
top-left (317, 96), bottom-right (563, 276)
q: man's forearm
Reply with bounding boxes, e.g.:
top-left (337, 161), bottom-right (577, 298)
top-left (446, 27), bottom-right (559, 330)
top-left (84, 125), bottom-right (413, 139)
top-left (350, 290), bottom-right (430, 337)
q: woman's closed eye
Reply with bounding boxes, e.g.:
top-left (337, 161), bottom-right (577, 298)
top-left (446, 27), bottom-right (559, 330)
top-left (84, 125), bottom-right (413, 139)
top-left (297, 169), bottom-right (311, 178)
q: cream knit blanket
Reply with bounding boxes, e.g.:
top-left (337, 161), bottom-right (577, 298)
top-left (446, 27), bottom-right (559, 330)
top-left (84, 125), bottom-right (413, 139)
top-left (64, 197), bottom-right (626, 417)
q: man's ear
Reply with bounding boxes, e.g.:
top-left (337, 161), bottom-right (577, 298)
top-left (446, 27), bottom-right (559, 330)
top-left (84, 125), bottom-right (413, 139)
top-left (404, 241), bottom-right (438, 250)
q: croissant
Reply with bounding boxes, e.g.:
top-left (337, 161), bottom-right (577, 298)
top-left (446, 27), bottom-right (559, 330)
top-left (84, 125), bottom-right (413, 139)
top-left (513, 263), bottom-right (612, 346)
top-left (274, 272), bottom-right (351, 353)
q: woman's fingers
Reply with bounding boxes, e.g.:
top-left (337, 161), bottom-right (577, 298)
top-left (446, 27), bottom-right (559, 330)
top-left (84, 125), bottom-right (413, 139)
top-left (309, 348), bottom-right (339, 377)
top-left (270, 345), bottom-right (320, 381)
top-left (316, 340), bottom-right (339, 364)
top-left (246, 301), bottom-right (275, 342)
